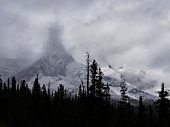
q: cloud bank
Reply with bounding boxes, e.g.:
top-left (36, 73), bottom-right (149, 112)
top-left (1, 0), bottom-right (170, 87)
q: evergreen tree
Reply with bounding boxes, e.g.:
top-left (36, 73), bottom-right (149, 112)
top-left (0, 75), bottom-right (2, 123)
top-left (3, 83), bottom-right (7, 93)
top-left (103, 83), bottom-right (111, 105)
top-left (155, 83), bottom-right (170, 126)
top-left (20, 80), bottom-right (26, 94)
top-left (11, 77), bottom-right (16, 94)
top-left (148, 105), bottom-right (155, 127)
top-left (47, 81), bottom-right (51, 99)
top-left (42, 84), bottom-right (47, 96)
top-left (32, 74), bottom-right (41, 124)
top-left (119, 78), bottom-right (129, 107)
top-left (0, 75), bottom-right (2, 94)
top-left (96, 68), bottom-right (104, 102)
top-left (32, 75), bottom-right (41, 96)
top-left (89, 60), bottom-right (98, 98)
top-left (16, 84), bottom-right (20, 93)
top-left (78, 85), bottom-right (86, 101)
top-left (117, 77), bottom-right (131, 127)
top-left (78, 85), bottom-right (83, 98)
top-left (138, 96), bottom-right (146, 127)
top-left (57, 84), bottom-right (65, 100)
top-left (7, 78), bottom-right (10, 91)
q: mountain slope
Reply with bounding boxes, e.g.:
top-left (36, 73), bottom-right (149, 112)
top-left (101, 65), bottom-right (158, 101)
top-left (0, 57), bottom-right (30, 80)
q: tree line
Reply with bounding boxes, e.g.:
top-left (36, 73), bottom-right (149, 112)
top-left (0, 54), bottom-right (169, 127)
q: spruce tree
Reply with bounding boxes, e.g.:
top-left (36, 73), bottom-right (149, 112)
top-left (103, 83), bottom-right (111, 105)
top-left (42, 84), bottom-right (47, 96)
top-left (138, 96), bottom-right (146, 127)
top-left (155, 83), bottom-right (170, 126)
top-left (20, 80), bottom-right (26, 94)
top-left (78, 85), bottom-right (83, 99)
top-left (11, 77), bottom-right (16, 94)
top-left (96, 68), bottom-right (104, 102)
top-left (118, 78), bottom-right (130, 127)
top-left (148, 105), bottom-right (154, 127)
top-left (7, 78), bottom-right (10, 91)
top-left (57, 84), bottom-right (65, 100)
top-left (32, 75), bottom-right (41, 96)
top-left (119, 78), bottom-right (129, 107)
top-left (89, 60), bottom-right (98, 98)
top-left (3, 83), bottom-right (7, 93)
top-left (0, 75), bottom-right (2, 94)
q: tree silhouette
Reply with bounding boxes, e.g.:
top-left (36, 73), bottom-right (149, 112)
top-left (89, 60), bottom-right (98, 98)
top-left (103, 83), bottom-right (110, 105)
top-left (96, 68), bottom-right (104, 102)
top-left (119, 78), bottom-right (129, 107)
top-left (11, 77), bottom-right (16, 94)
top-left (155, 83), bottom-right (170, 127)
top-left (138, 96), bottom-right (146, 127)
top-left (0, 75), bottom-right (2, 94)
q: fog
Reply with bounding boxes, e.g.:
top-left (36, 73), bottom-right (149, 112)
top-left (1, 0), bottom-right (170, 88)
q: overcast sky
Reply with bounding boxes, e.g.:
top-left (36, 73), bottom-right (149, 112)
top-left (1, 0), bottom-right (170, 87)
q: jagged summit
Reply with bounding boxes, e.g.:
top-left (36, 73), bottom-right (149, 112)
top-left (14, 32), bottom-right (75, 81)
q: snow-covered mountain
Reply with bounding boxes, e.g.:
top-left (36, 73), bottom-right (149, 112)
top-left (7, 42), bottom-right (158, 102)
top-left (9, 32), bottom-right (85, 93)
top-left (3, 27), bottom-right (158, 101)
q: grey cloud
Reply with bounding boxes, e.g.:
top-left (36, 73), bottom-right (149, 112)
top-left (43, 24), bottom-right (65, 54)
top-left (150, 46), bottom-right (170, 72)
top-left (1, 0), bottom-right (170, 87)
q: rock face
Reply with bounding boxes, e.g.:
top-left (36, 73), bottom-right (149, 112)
top-left (14, 47), bottom-right (75, 82)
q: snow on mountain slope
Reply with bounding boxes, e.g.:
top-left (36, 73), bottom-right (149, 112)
top-left (27, 61), bottom-right (85, 94)
top-left (101, 65), bottom-right (158, 100)
top-left (117, 65), bottom-right (158, 90)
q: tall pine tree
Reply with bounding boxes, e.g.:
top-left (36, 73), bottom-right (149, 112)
top-left (138, 96), bottom-right (146, 127)
top-left (119, 78), bottom-right (129, 107)
top-left (155, 83), bottom-right (170, 127)
top-left (11, 77), bottom-right (16, 94)
top-left (96, 68), bottom-right (104, 102)
top-left (89, 60), bottom-right (98, 98)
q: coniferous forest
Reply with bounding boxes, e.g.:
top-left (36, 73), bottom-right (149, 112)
top-left (0, 58), bottom-right (170, 127)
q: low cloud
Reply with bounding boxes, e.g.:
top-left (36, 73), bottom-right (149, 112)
top-left (0, 0), bottom-right (170, 87)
